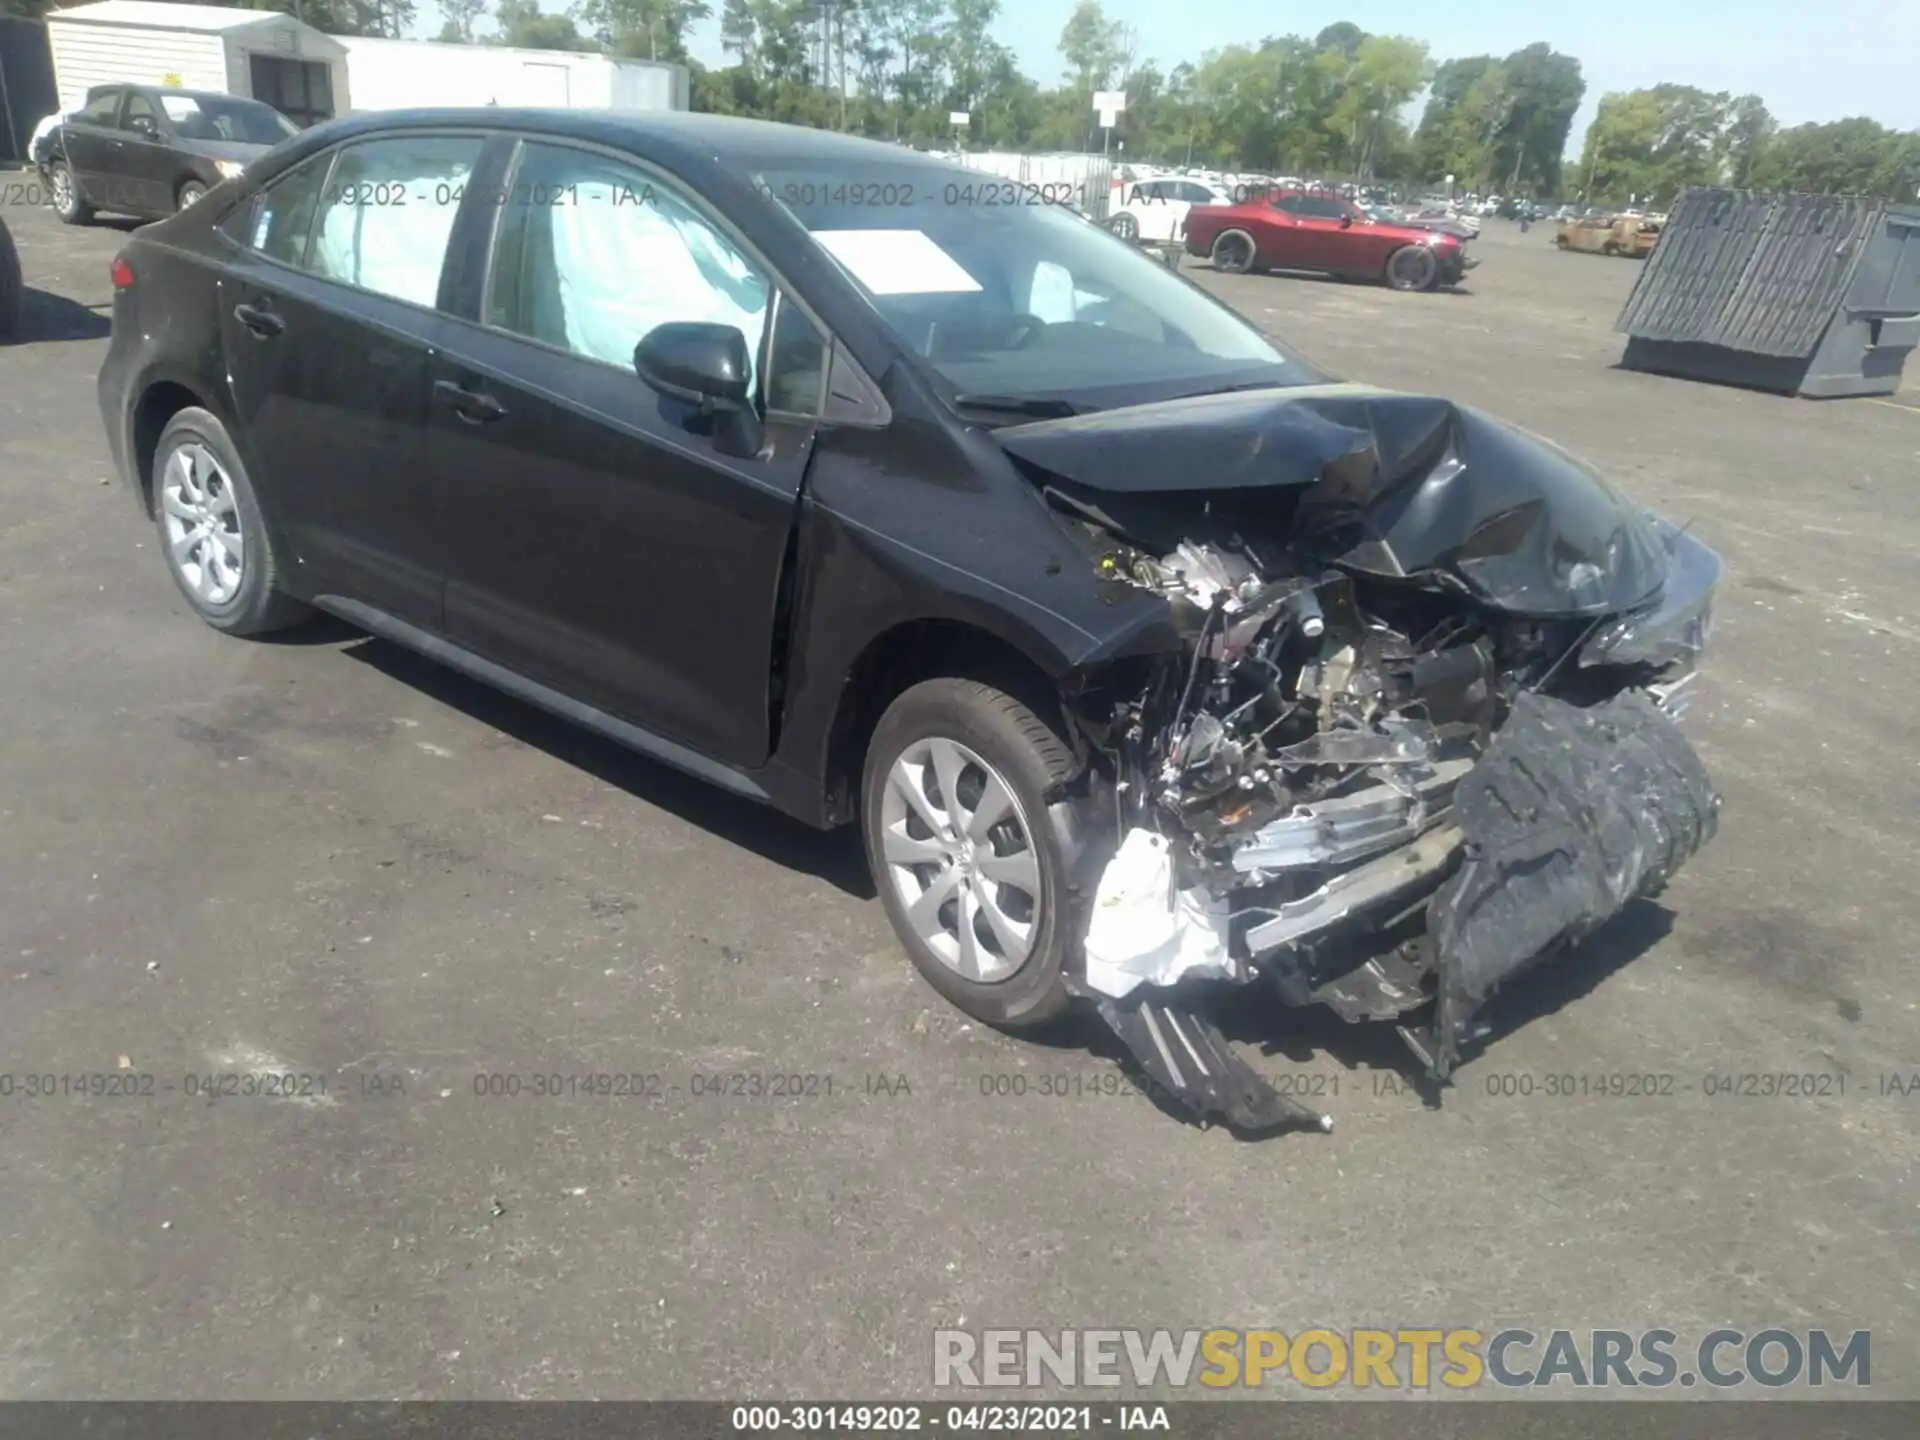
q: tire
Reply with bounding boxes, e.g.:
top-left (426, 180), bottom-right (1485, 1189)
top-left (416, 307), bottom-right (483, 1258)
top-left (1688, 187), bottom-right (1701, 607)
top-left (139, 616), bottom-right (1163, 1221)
top-left (1555, 234), bottom-right (1570, 249)
top-left (48, 161), bottom-right (93, 225)
top-left (1384, 243), bottom-right (1439, 292)
top-left (1602, 241), bottom-right (1620, 257)
top-left (176, 180), bottom-right (208, 212)
top-left (862, 678), bottom-right (1080, 1029)
top-left (1210, 228), bottom-right (1257, 275)
top-left (0, 219), bottom-right (19, 343)
top-left (1107, 211), bottom-right (1139, 242)
top-left (152, 407), bottom-right (309, 636)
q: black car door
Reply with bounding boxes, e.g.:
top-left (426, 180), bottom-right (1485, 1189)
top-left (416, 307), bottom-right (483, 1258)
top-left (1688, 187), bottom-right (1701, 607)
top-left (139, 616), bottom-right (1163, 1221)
top-left (427, 137), bottom-right (826, 770)
top-left (217, 131), bottom-right (488, 630)
top-left (116, 90), bottom-right (174, 217)
top-left (57, 87), bottom-right (127, 209)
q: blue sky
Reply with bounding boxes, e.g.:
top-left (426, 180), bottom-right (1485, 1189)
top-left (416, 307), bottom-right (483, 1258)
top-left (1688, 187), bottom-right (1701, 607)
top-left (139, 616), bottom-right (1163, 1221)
top-left (674, 0), bottom-right (1920, 153)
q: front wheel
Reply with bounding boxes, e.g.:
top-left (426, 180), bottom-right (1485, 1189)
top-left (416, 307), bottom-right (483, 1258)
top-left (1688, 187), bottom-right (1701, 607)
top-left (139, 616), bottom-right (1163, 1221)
top-left (862, 679), bottom-right (1080, 1029)
top-left (1107, 211), bottom-right (1139, 242)
top-left (152, 408), bottom-right (310, 636)
top-left (176, 180), bottom-right (208, 211)
top-left (49, 161), bottom-right (93, 225)
top-left (1385, 243), bottom-right (1440, 291)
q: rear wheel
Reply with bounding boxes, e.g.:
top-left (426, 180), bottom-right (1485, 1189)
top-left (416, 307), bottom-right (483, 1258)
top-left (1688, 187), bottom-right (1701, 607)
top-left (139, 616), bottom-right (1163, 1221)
top-left (1385, 243), bottom-right (1439, 291)
top-left (176, 179), bottom-right (208, 211)
top-left (862, 679), bottom-right (1079, 1029)
top-left (152, 407), bottom-right (310, 636)
top-left (1107, 211), bottom-right (1139, 242)
top-left (1602, 241), bottom-right (1620, 257)
top-left (1210, 229), bottom-right (1257, 275)
top-left (49, 161), bottom-right (93, 225)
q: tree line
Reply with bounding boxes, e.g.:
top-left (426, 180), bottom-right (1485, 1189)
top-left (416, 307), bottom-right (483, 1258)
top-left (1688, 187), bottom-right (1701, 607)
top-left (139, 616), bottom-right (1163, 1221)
top-left (4, 0), bottom-right (1915, 203)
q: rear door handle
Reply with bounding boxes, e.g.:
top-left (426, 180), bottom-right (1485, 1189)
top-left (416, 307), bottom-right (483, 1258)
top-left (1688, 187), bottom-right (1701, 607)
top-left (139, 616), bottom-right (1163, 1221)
top-left (433, 378), bottom-right (507, 424)
top-left (232, 302), bottom-right (284, 337)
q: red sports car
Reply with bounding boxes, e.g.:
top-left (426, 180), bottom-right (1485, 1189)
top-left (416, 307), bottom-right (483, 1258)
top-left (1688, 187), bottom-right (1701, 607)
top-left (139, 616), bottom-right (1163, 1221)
top-left (1183, 189), bottom-right (1476, 292)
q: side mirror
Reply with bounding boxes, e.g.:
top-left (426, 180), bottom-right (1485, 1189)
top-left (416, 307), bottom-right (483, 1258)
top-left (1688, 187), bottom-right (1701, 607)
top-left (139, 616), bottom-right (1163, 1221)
top-left (129, 115), bottom-right (158, 138)
top-left (1339, 214), bottom-right (1353, 229)
top-left (633, 321), bottom-right (763, 459)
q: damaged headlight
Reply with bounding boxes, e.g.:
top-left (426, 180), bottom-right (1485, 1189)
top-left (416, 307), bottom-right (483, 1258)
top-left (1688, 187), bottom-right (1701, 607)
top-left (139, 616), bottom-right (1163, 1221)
top-left (1579, 517), bottom-right (1721, 673)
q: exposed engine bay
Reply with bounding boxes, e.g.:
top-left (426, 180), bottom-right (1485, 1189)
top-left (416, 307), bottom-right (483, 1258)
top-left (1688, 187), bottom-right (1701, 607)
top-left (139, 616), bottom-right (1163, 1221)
top-left (1005, 387), bottom-right (1724, 1135)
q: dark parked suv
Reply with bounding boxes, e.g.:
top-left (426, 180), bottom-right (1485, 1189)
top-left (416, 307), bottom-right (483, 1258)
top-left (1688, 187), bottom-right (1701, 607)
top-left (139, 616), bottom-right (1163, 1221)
top-left (44, 84), bottom-right (297, 224)
top-left (99, 110), bottom-right (1721, 1131)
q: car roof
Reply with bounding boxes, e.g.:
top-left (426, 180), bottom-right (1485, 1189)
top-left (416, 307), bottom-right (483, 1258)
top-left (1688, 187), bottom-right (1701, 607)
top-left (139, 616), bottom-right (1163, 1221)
top-left (121, 84), bottom-right (265, 104)
top-left (297, 107), bottom-right (965, 179)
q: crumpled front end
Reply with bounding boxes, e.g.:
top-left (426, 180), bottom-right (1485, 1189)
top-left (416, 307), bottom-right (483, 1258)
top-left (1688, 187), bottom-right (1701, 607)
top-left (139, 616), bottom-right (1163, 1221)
top-left (1010, 387), bottom-right (1724, 1134)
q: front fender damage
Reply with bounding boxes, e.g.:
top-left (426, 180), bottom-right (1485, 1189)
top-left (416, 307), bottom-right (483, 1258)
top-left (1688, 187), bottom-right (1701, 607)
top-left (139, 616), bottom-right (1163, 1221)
top-left (1037, 425), bottom-right (1724, 1136)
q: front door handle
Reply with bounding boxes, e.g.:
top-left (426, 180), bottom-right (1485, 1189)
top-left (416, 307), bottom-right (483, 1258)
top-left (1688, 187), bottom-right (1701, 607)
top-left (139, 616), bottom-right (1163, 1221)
top-left (433, 378), bottom-right (507, 424)
top-left (232, 302), bottom-right (283, 337)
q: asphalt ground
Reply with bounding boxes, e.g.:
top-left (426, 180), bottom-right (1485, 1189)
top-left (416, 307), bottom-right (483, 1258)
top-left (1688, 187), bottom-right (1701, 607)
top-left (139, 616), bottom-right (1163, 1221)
top-left (2, 188), bottom-right (1918, 1402)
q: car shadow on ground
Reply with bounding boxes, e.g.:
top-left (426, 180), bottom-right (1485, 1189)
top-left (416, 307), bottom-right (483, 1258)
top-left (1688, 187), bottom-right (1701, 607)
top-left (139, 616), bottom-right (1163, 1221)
top-left (334, 630), bottom-right (877, 899)
top-left (9, 286), bottom-right (111, 342)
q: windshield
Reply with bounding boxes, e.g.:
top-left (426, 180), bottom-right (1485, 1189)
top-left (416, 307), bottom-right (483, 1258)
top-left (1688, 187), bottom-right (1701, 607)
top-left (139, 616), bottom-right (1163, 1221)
top-left (753, 162), bottom-right (1322, 411)
top-left (159, 94), bottom-right (299, 146)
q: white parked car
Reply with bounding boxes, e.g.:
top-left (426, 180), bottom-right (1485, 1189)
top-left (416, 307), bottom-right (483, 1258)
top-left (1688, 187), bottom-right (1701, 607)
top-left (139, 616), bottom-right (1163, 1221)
top-left (1105, 175), bottom-right (1238, 244)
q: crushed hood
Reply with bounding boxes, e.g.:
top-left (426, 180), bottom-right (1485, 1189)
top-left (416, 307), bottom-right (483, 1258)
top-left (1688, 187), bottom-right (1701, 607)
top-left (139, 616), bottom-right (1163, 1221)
top-left (999, 382), bottom-right (1670, 618)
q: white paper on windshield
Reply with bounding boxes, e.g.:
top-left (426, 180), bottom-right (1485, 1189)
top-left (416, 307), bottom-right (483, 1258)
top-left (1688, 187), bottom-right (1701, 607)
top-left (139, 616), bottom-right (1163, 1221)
top-left (158, 96), bottom-right (201, 122)
top-left (812, 229), bottom-right (982, 296)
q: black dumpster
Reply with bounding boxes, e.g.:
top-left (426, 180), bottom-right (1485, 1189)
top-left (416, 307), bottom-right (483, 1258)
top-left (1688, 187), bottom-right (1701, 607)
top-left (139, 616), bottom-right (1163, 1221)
top-left (1616, 186), bottom-right (1920, 398)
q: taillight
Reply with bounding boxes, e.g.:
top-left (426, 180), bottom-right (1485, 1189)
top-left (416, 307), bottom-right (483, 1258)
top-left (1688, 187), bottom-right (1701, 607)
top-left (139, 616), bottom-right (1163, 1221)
top-left (110, 255), bottom-right (135, 289)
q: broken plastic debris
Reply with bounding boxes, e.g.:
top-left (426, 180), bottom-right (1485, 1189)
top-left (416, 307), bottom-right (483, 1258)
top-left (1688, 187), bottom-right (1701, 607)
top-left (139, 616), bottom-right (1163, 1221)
top-left (1082, 829), bottom-right (1235, 1000)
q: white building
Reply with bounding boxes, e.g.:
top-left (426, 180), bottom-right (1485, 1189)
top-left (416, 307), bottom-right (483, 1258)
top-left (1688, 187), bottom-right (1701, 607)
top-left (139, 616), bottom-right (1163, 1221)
top-left (46, 1), bottom-right (350, 126)
top-left (44, 1), bottom-right (687, 130)
top-left (336, 37), bottom-right (687, 113)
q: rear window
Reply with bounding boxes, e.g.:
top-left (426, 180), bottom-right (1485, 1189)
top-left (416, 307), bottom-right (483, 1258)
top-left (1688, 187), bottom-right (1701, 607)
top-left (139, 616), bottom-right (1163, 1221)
top-left (226, 150), bottom-right (334, 266)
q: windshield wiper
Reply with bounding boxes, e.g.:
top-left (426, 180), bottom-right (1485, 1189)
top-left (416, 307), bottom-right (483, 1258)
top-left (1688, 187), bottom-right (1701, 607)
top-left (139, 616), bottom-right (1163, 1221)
top-left (951, 393), bottom-right (1079, 419)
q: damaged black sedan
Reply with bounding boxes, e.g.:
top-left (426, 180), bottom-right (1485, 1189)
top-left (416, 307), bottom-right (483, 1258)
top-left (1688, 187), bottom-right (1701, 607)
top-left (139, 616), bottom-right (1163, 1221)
top-left (98, 111), bottom-right (1721, 1133)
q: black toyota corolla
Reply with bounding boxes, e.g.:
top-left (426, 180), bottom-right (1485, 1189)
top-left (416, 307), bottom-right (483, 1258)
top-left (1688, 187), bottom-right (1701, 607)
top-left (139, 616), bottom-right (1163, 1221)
top-left (98, 109), bottom-right (1722, 1133)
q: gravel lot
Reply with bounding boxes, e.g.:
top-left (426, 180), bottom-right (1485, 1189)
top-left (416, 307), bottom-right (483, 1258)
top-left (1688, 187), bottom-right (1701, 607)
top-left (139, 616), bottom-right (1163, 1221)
top-left (2, 190), bottom-right (1917, 1401)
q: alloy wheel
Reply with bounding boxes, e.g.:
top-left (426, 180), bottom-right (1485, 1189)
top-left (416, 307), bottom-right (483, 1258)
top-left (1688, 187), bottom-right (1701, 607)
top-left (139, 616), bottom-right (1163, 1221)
top-left (1212, 232), bottom-right (1253, 273)
top-left (51, 167), bottom-right (73, 215)
top-left (1389, 245), bottom-right (1438, 290)
top-left (878, 736), bottom-right (1042, 983)
top-left (159, 441), bottom-right (245, 607)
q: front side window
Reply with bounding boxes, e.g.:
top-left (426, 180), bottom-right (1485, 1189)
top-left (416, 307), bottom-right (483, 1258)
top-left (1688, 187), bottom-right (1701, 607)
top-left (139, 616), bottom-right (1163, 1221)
top-left (120, 92), bottom-right (160, 135)
top-left (306, 135), bottom-right (483, 308)
top-left (486, 142), bottom-right (772, 388)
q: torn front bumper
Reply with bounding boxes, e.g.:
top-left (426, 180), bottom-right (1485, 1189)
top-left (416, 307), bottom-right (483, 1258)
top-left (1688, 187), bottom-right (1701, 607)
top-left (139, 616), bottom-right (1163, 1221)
top-left (1405, 688), bottom-right (1720, 1078)
top-left (1093, 689), bottom-right (1719, 1131)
